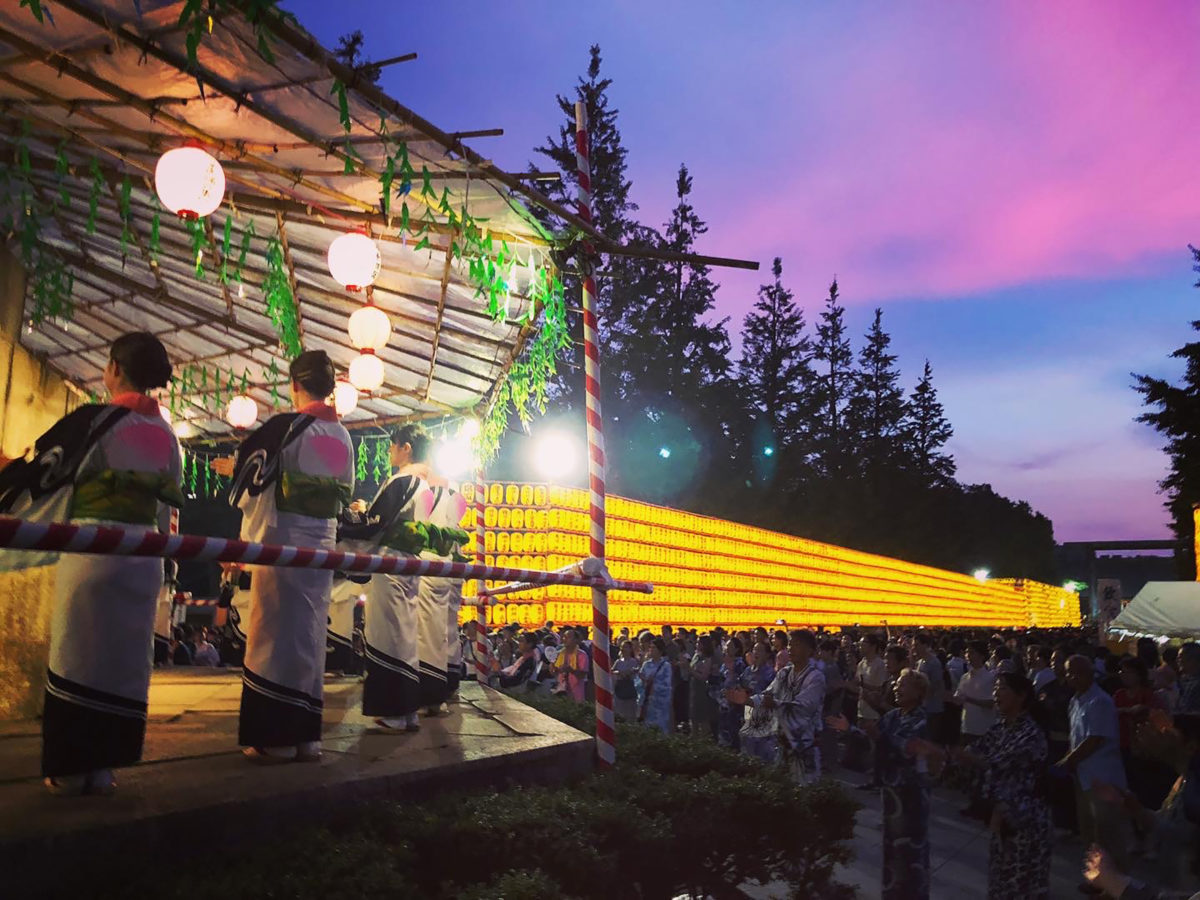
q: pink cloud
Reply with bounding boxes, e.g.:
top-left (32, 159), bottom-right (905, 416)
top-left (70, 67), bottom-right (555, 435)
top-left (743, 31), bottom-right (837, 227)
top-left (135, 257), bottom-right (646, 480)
top-left (704, 0), bottom-right (1200, 303)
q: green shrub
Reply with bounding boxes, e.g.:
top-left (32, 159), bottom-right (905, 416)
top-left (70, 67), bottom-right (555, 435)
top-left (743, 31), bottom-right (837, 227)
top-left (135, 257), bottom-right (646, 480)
top-left (69, 693), bottom-right (857, 900)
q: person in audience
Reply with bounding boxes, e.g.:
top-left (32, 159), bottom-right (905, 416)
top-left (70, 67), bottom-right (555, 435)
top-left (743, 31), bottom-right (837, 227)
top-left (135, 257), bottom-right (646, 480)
top-left (737, 640), bottom-right (779, 764)
top-left (913, 632), bottom-right (946, 743)
top-left (946, 673), bottom-right (1052, 900)
top-left (191, 626), bottom-right (220, 667)
top-left (688, 634), bottom-right (719, 741)
top-left (497, 633), bottom-right (539, 690)
top-left (1177, 643), bottom-right (1200, 714)
top-left (1060, 653), bottom-right (1131, 891)
top-left (552, 627), bottom-right (590, 702)
top-left (1085, 713), bottom-right (1200, 898)
top-left (746, 629), bottom-right (826, 783)
top-left (828, 668), bottom-right (940, 900)
top-left (954, 639), bottom-right (997, 818)
top-left (612, 640), bottom-right (641, 721)
top-left (718, 638), bottom-right (747, 749)
top-left (639, 637), bottom-right (674, 735)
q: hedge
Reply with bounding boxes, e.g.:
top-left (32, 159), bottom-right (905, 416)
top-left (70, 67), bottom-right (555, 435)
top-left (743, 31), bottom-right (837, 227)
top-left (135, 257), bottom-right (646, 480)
top-left (69, 692), bottom-right (857, 900)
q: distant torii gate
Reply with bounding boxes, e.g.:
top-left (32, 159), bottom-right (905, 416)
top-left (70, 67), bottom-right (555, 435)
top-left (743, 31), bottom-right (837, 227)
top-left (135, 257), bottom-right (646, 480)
top-left (1060, 538), bottom-right (1187, 619)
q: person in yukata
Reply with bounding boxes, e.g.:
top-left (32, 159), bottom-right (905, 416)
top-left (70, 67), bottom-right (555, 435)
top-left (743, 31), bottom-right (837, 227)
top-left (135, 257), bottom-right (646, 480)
top-left (0, 333), bottom-right (182, 795)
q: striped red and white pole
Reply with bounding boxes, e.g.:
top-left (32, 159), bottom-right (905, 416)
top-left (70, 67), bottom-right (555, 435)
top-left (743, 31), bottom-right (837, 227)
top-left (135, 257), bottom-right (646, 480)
top-left (575, 100), bottom-right (615, 768)
top-left (0, 517), bottom-right (654, 592)
top-left (472, 471), bottom-right (490, 682)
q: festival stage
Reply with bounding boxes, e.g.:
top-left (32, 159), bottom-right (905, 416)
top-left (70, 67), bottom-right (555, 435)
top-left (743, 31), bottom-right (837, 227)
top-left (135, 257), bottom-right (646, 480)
top-left (0, 670), bottom-right (591, 893)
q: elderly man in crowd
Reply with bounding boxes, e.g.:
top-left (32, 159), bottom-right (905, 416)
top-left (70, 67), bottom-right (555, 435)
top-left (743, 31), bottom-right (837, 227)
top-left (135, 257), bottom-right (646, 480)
top-left (1060, 653), bottom-right (1130, 891)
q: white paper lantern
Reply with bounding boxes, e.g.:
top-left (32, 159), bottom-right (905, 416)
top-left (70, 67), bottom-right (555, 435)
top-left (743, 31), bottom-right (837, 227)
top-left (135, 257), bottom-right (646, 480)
top-left (226, 394), bottom-right (258, 429)
top-left (159, 403), bottom-right (172, 424)
top-left (328, 229), bottom-right (381, 291)
top-left (333, 379), bottom-right (359, 416)
top-left (348, 351), bottom-right (385, 392)
top-left (348, 303), bottom-right (391, 351)
top-left (154, 143), bottom-right (225, 219)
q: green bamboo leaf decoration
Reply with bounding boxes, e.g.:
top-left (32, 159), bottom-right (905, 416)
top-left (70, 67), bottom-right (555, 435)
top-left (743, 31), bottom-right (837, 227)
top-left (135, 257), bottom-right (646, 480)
top-left (149, 199), bottom-right (161, 265)
top-left (186, 217), bottom-right (208, 279)
top-left (19, 0), bottom-right (45, 24)
top-left (420, 165), bottom-right (435, 199)
top-left (263, 235), bottom-right (302, 357)
top-left (356, 439), bottom-right (368, 483)
top-left (331, 79), bottom-right (351, 132)
top-left (373, 437), bottom-right (390, 482)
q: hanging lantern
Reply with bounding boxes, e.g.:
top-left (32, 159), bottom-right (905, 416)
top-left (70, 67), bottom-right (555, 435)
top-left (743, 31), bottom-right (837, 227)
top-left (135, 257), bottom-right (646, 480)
top-left (348, 302), bottom-right (391, 351)
top-left (154, 142), bottom-right (225, 219)
top-left (333, 378), bottom-right (359, 416)
top-left (327, 228), bottom-right (381, 292)
top-left (159, 403), bottom-right (172, 424)
top-left (348, 350), bottom-right (385, 392)
top-left (226, 394), bottom-right (258, 429)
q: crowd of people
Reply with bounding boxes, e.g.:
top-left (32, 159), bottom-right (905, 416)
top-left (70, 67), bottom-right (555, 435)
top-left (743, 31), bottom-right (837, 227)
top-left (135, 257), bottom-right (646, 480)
top-left (474, 620), bottom-right (1200, 900)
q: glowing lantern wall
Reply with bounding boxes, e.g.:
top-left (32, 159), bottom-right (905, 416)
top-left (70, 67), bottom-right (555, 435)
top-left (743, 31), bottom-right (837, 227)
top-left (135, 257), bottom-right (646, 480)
top-left (458, 483), bottom-right (1080, 631)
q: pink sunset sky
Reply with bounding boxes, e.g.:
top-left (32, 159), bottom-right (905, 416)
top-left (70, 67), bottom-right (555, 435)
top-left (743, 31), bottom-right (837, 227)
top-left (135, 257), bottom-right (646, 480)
top-left (290, 0), bottom-right (1200, 541)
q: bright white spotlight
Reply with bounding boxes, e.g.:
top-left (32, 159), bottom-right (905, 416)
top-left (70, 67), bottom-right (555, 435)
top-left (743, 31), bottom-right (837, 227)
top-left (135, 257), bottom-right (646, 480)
top-left (458, 418), bottom-right (481, 440)
top-left (435, 437), bottom-right (474, 481)
top-left (658, 447), bottom-right (671, 459)
top-left (973, 568), bottom-right (990, 583)
top-left (533, 432), bottom-right (579, 481)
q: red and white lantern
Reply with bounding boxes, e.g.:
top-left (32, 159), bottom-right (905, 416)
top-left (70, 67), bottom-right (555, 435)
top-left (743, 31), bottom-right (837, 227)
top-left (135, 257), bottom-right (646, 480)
top-left (348, 350), bottom-right (385, 393)
top-left (225, 394), bottom-right (258, 429)
top-left (328, 227), bottom-right (381, 292)
top-left (348, 302), bottom-right (391, 351)
top-left (333, 378), bottom-right (359, 416)
top-left (154, 142), bottom-right (225, 219)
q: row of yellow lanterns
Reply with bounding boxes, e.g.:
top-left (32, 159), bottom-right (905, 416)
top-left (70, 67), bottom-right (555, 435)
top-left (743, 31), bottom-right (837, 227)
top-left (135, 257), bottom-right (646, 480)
top-left (154, 144), bottom-right (390, 428)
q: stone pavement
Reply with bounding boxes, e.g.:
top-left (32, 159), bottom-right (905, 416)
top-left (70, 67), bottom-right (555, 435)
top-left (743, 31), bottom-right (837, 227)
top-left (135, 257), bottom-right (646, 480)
top-left (744, 773), bottom-right (1146, 899)
top-left (0, 669), bottom-right (591, 894)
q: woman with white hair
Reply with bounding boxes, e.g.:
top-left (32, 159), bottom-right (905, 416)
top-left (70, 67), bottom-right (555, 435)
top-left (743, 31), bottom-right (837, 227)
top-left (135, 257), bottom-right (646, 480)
top-left (829, 668), bottom-right (940, 900)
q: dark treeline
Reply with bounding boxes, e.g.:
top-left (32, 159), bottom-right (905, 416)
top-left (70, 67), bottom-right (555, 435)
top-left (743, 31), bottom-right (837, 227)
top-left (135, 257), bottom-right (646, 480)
top-left (487, 47), bottom-right (1057, 583)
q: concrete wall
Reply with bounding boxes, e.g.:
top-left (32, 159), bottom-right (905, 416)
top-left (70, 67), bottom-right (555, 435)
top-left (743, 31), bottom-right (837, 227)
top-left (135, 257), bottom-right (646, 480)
top-left (0, 247), bottom-right (81, 720)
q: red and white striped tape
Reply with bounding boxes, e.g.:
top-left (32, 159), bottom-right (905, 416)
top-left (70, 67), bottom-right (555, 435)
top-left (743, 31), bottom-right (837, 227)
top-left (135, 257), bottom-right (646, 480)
top-left (472, 471), bottom-right (490, 681)
top-left (0, 517), bottom-right (653, 594)
top-left (575, 100), bottom-right (615, 768)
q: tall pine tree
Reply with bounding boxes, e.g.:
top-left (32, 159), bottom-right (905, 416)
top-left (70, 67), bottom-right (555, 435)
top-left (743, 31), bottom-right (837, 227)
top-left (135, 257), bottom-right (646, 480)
top-left (737, 257), bottom-right (816, 491)
top-left (902, 359), bottom-right (956, 484)
top-left (810, 279), bottom-right (853, 477)
top-left (846, 308), bottom-right (906, 476)
top-left (1133, 244), bottom-right (1200, 576)
top-left (531, 46), bottom-right (638, 410)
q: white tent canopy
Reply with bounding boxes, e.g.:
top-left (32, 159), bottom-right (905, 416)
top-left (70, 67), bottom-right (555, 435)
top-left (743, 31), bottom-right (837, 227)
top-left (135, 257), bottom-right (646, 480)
top-left (1108, 581), bottom-right (1200, 639)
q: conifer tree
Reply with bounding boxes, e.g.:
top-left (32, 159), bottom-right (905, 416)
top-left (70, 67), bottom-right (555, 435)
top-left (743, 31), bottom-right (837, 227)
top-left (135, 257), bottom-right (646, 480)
top-left (810, 279), bottom-right (853, 476)
top-left (531, 46), bottom-right (639, 411)
top-left (902, 359), bottom-right (956, 484)
top-left (1134, 244), bottom-right (1200, 574)
top-left (847, 308), bottom-right (906, 475)
top-left (738, 257), bottom-right (814, 456)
